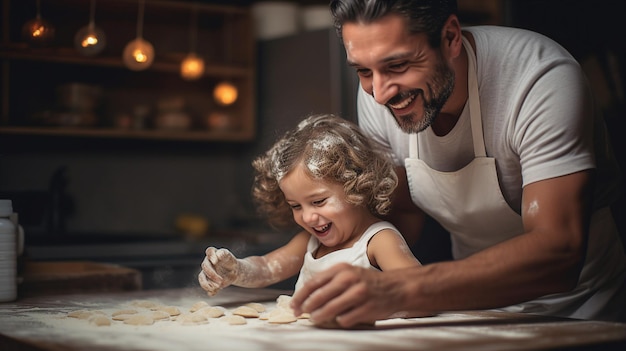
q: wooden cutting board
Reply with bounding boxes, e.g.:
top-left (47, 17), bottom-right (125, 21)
top-left (18, 261), bottom-right (142, 297)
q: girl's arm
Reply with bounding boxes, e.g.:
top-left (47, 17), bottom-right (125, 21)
top-left (198, 231), bottom-right (309, 295)
top-left (367, 229), bottom-right (422, 270)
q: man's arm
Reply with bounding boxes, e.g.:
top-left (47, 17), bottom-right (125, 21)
top-left (291, 170), bottom-right (592, 327)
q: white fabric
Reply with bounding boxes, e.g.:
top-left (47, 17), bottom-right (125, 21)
top-left (357, 26), bottom-right (626, 321)
top-left (294, 221), bottom-right (401, 292)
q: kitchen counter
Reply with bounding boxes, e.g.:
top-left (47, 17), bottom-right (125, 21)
top-left (1, 287), bottom-right (625, 351)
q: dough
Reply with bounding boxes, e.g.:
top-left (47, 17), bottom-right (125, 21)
top-left (123, 314), bottom-right (155, 326)
top-left (194, 306), bottom-right (225, 318)
top-left (268, 311), bottom-right (297, 324)
top-left (151, 311), bottom-right (171, 320)
top-left (156, 306), bottom-right (181, 316)
top-left (189, 301), bottom-right (210, 312)
top-left (112, 309), bottom-right (138, 317)
top-left (67, 310), bottom-right (96, 319)
top-left (271, 295), bottom-right (309, 319)
top-left (177, 313), bottom-right (209, 325)
top-left (88, 315), bottom-right (111, 326)
top-left (276, 295), bottom-right (292, 309)
top-left (231, 305), bottom-right (259, 318)
top-left (112, 314), bottom-right (137, 321)
top-left (245, 302), bottom-right (266, 313)
top-left (221, 315), bottom-right (247, 325)
top-left (130, 300), bottom-right (159, 310)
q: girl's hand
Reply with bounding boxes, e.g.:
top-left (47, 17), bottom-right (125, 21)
top-left (198, 247), bottom-right (240, 296)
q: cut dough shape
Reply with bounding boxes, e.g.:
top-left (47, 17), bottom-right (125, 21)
top-left (232, 305), bottom-right (259, 318)
top-left (245, 302), bottom-right (266, 313)
top-left (189, 301), bottom-right (210, 312)
top-left (67, 310), bottom-right (95, 319)
top-left (156, 306), bottom-right (181, 316)
top-left (151, 311), bottom-right (171, 320)
top-left (268, 311), bottom-right (298, 324)
top-left (112, 309), bottom-right (138, 317)
top-left (123, 315), bottom-right (155, 326)
top-left (130, 300), bottom-right (159, 310)
top-left (222, 315), bottom-right (247, 325)
top-left (88, 315), bottom-right (111, 326)
top-left (177, 313), bottom-right (209, 325)
top-left (194, 306), bottom-right (225, 318)
top-left (276, 295), bottom-right (292, 309)
top-left (112, 314), bottom-right (137, 321)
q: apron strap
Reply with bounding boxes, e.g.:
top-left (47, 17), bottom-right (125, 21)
top-left (409, 36), bottom-right (486, 159)
top-left (463, 36), bottom-right (487, 158)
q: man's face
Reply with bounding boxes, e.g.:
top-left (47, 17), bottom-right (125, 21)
top-left (343, 14), bottom-right (455, 134)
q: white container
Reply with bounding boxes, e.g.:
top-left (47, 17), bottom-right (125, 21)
top-left (301, 5), bottom-right (333, 31)
top-left (251, 2), bottom-right (299, 40)
top-left (0, 199), bottom-right (16, 302)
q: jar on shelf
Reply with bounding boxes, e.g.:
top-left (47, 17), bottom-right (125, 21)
top-left (155, 97), bottom-right (191, 131)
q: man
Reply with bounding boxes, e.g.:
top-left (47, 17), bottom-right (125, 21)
top-left (291, 0), bottom-right (626, 327)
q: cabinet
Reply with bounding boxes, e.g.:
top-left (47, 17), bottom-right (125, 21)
top-left (0, 0), bottom-right (256, 142)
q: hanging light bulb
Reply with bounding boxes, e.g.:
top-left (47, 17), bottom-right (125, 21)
top-left (181, 53), bottom-right (205, 80)
top-left (74, 0), bottom-right (107, 56)
top-left (180, 5), bottom-right (205, 80)
top-left (213, 17), bottom-right (238, 105)
top-left (22, 0), bottom-right (55, 46)
top-left (123, 0), bottom-right (154, 71)
top-left (213, 81), bottom-right (238, 106)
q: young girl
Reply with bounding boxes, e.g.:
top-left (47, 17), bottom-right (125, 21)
top-left (198, 114), bottom-right (421, 296)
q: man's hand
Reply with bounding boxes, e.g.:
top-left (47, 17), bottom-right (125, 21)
top-left (198, 247), bottom-right (240, 296)
top-left (290, 263), bottom-right (410, 328)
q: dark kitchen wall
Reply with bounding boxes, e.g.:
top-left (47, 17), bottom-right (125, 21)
top-left (0, 27), bottom-right (356, 239)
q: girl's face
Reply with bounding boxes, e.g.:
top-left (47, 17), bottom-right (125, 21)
top-left (279, 163), bottom-right (373, 251)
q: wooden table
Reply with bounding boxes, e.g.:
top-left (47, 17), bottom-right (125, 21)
top-left (1, 287), bottom-right (625, 351)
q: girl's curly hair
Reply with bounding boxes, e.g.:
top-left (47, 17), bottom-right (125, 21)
top-left (251, 114), bottom-right (398, 229)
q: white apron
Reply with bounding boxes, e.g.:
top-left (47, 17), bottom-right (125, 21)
top-left (404, 36), bottom-right (626, 321)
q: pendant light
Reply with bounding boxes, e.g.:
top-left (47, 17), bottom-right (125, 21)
top-left (180, 4), bottom-right (205, 81)
top-left (213, 15), bottom-right (238, 106)
top-left (123, 0), bottom-right (154, 71)
top-left (21, 0), bottom-right (55, 46)
top-left (74, 0), bottom-right (107, 56)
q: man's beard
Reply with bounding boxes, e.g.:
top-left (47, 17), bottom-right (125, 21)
top-left (387, 61), bottom-right (455, 134)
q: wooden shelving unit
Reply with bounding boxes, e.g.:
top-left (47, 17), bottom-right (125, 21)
top-left (0, 0), bottom-right (256, 142)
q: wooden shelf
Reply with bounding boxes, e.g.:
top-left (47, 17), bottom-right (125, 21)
top-left (0, 125), bottom-right (254, 142)
top-left (0, 0), bottom-right (257, 143)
